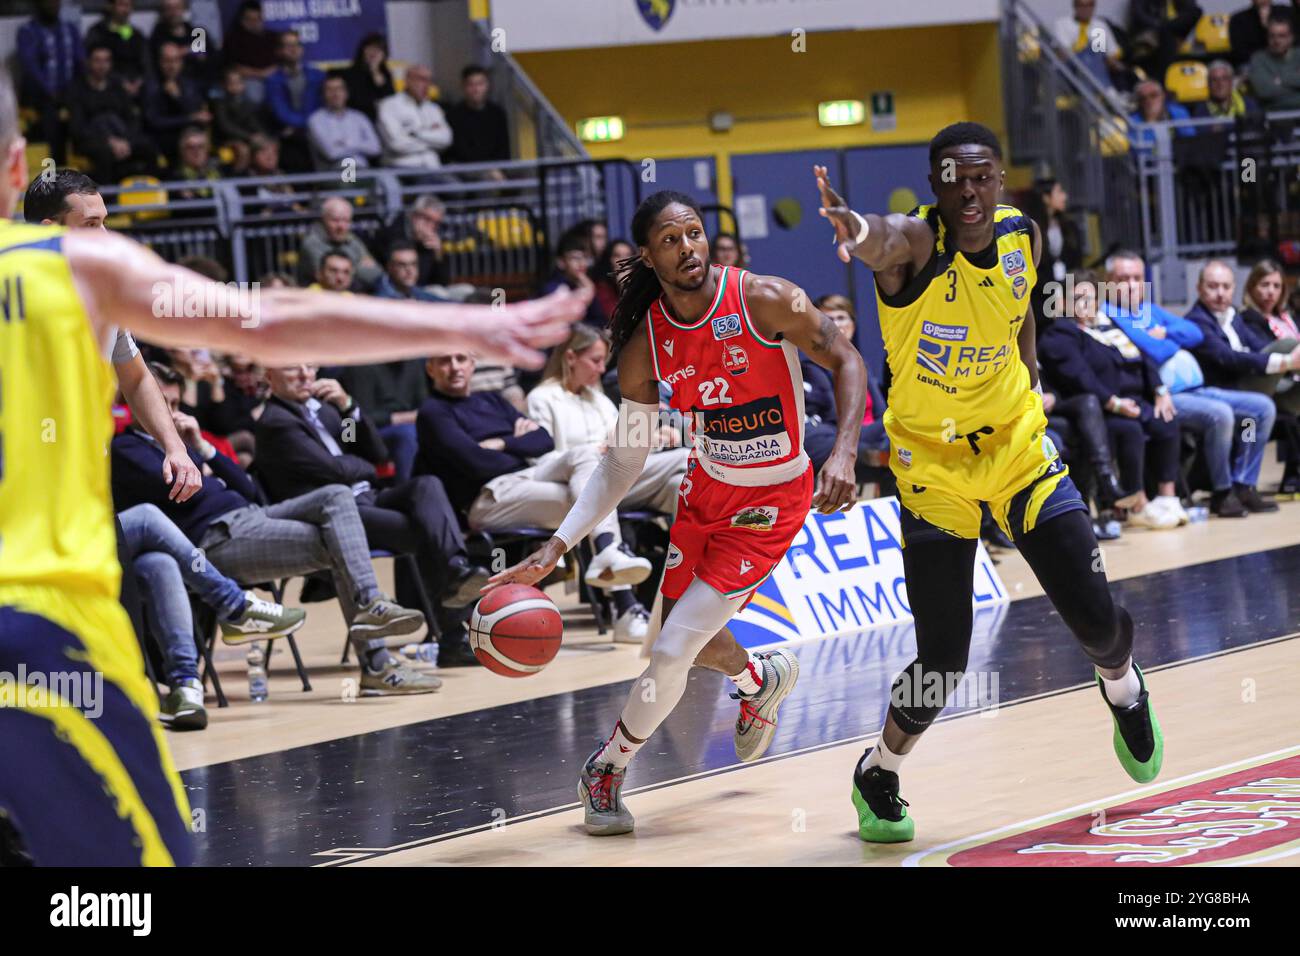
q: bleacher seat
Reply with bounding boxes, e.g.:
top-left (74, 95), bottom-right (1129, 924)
top-left (1165, 61), bottom-right (1209, 103)
top-left (1194, 13), bottom-right (1231, 55)
top-left (117, 175), bottom-right (170, 222)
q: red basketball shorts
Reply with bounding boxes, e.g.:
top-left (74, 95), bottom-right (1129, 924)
top-left (661, 460), bottom-right (814, 603)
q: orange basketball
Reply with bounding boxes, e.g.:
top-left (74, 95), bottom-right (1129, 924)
top-left (469, 583), bottom-right (563, 677)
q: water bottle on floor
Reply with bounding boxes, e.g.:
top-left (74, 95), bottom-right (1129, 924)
top-left (247, 645), bottom-right (268, 702)
top-left (401, 642), bottom-right (439, 664)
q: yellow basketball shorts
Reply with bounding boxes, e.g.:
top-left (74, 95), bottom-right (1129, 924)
top-left (886, 407), bottom-right (1087, 545)
top-left (0, 586), bottom-right (193, 866)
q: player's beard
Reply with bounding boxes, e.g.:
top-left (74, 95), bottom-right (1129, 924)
top-left (664, 267), bottom-right (709, 293)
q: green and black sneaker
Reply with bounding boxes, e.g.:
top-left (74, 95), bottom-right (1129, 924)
top-left (1098, 665), bottom-right (1163, 783)
top-left (852, 757), bottom-right (915, 843)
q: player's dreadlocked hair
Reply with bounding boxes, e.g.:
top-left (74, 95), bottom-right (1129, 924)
top-left (608, 190), bottom-right (704, 360)
top-left (928, 121), bottom-right (1003, 165)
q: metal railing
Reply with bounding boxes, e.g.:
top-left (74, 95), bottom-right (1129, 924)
top-left (1001, 0), bottom-right (1142, 258)
top-left (97, 156), bottom-right (642, 288)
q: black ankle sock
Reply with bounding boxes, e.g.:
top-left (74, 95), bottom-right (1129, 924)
top-left (594, 532), bottom-right (615, 553)
top-left (611, 588), bottom-right (637, 614)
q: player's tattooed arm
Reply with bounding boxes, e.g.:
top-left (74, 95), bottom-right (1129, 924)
top-left (746, 273), bottom-right (866, 514)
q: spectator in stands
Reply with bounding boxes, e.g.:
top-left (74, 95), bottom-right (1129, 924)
top-left (334, 291), bottom-right (430, 483)
top-left (1187, 261), bottom-right (1300, 412)
top-left (112, 364), bottom-right (437, 694)
top-left (297, 196), bottom-right (383, 289)
top-left (311, 250), bottom-right (355, 293)
top-left (86, 0), bottom-right (151, 97)
top-left (189, 351), bottom-right (266, 469)
top-left (144, 42), bottom-right (211, 163)
top-left (1246, 10), bottom-right (1300, 110)
top-left (373, 194), bottom-right (453, 289)
top-left (68, 43), bottom-right (157, 183)
top-left (572, 219), bottom-right (609, 261)
top-left (1128, 80), bottom-right (1196, 154)
top-left (223, 0), bottom-right (279, 104)
top-left (308, 73), bottom-right (382, 171)
top-left (445, 65), bottom-right (511, 173)
top-left (245, 132), bottom-right (300, 211)
top-left (542, 230), bottom-right (606, 328)
top-left (1193, 60), bottom-right (1260, 118)
top-left (1053, 0), bottom-right (1124, 90)
top-left (1241, 259), bottom-right (1300, 342)
top-left (1104, 251), bottom-right (1279, 516)
top-left (1024, 177), bottom-right (1082, 322)
top-left (375, 239), bottom-right (446, 303)
top-left (812, 295), bottom-right (891, 460)
top-left (166, 127), bottom-right (222, 215)
top-left (17, 0), bottom-right (83, 165)
top-left (1127, 0), bottom-right (1203, 80)
top-left (257, 363), bottom-right (490, 668)
top-left (710, 231), bottom-right (748, 268)
top-left (1229, 1), bottom-right (1300, 68)
top-left (264, 29), bottom-right (324, 173)
top-left (343, 33), bottom-right (396, 123)
top-left (119, 501), bottom-right (304, 729)
top-left (417, 352), bottom-right (653, 592)
top-left (592, 238), bottom-right (635, 322)
top-left (525, 327), bottom-right (673, 641)
top-left (149, 0), bottom-right (207, 79)
top-left (377, 65), bottom-right (453, 171)
top-left (213, 66), bottom-right (265, 174)
top-left (1039, 272), bottom-right (1183, 529)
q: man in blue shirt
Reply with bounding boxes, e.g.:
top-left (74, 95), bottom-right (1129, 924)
top-left (264, 29), bottom-right (324, 172)
top-left (1103, 251), bottom-right (1278, 516)
top-left (17, 0), bottom-right (82, 163)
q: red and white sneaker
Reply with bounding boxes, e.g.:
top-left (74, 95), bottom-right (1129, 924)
top-left (732, 649), bottom-right (800, 763)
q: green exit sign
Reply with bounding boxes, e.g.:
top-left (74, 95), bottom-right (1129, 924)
top-left (577, 116), bottom-right (625, 142)
top-left (818, 100), bottom-right (864, 127)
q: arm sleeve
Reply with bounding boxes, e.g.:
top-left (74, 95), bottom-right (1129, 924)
top-left (553, 401), bottom-right (658, 550)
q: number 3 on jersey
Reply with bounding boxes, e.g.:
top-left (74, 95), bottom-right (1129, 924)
top-left (945, 269), bottom-right (958, 302)
top-left (697, 377), bottom-right (732, 406)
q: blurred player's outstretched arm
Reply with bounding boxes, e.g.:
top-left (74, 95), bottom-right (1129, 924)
top-left (65, 230), bottom-right (588, 369)
top-left (813, 165), bottom-right (932, 280)
top-left (744, 272), bottom-right (866, 513)
top-left (483, 326), bottom-right (660, 591)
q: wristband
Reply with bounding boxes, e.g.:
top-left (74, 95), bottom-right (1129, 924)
top-left (851, 210), bottom-right (870, 245)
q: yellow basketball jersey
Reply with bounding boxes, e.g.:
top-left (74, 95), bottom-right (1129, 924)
top-left (0, 220), bottom-right (120, 600)
top-left (876, 204), bottom-right (1038, 444)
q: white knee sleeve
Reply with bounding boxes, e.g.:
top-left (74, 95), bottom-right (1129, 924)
top-left (619, 578), bottom-right (745, 740)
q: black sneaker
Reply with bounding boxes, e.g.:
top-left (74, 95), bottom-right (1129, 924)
top-left (1278, 472), bottom-right (1300, 497)
top-left (443, 562), bottom-right (491, 609)
top-left (1097, 666), bottom-right (1163, 783)
top-left (1210, 488), bottom-right (1247, 518)
top-left (1234, 484), bottom-right (1278, 514)
top-left (851, 758), bottom-right (914, 843)
top-left (437, 641), bottom-right (482, 668)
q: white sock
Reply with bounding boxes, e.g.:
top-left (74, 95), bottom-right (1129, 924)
top-left (728, 653), bottom-right (765, 697)
top-left (596, 721), bottom-right (643, 769)
top-left (860, 736), bottom-right (906, 775)
top-left (1100, 664), bottom-right (1141, 709)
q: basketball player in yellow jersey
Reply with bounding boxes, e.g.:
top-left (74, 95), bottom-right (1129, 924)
top-left (813, 122), bottom-right (1162, 844)
top-left (0, 74), bottom-right (587, 866)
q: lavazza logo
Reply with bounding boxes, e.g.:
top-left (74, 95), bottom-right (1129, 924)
top-left (50, 886), bottom-right (151, 935)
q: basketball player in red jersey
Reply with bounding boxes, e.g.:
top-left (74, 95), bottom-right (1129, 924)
top-left (486, 191), bottom-right (867, 835)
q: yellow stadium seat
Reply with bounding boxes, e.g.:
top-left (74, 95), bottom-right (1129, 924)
top-left (1165, 60), bottom-right (1208, 103)
top-left (1195, 13), bottom-right (1231, 54)
top-left (117, 175), bottom-right (169, 221)
top-left (476, 211), bottom-right (534, 249)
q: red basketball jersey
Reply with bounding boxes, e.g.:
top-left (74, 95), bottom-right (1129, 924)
top-left (645, 265), bottom-right (808, 488)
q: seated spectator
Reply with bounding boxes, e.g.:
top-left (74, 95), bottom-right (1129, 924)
top-left (1039, 273), bottom-right (1182, 530)
top-left (1039, 376), bottom-right (1127, 538)
top-left (119, 502), bottom-right (304, 729)
top-left (1241, 259), bottom-right (1300, 341)
top-left (375, 240), bottom-right (447, 303)
top-left (189, 351), bottom-right (266, 469)
top-left (710, 231), bottom-right (748, 268)
top-left (1053, 0), bottom-right (1124, 90)
top-left (213, 67), bottom-right (265, 174)
top-left (1127, 0), bottom-right (1203, 81)
top-left (86, 0), bottom-right (151, 97)
top-left (343, 33), bottom-right (395, 122)
top-left (445, 64), bottom-right (511, 172)
top-left (527, 327), bottom-right (684, 639)
top-left (1246, 11), bottom-right (1300, 110)
top-left (17, 0), bottom-right (83, 165)
top-left (245, 132), bottom-right (301, 213)
top-left (257, 364), bottom-right (490, 668)
top-left (372, 194), bottom-right (453, 289)
top-left (377, 65), bottom-right (452, 170)
top-left (1193, 60), bottom-right (1260, 118)
top-left (223, 0), bottom-right (279, 103)
top-left (417, 352), bottom-right (653, 594)
top-left (68, 43), bottom-right (157, 182)
top-left (168, 127), bottom-right (222, 206)
top-left (308, 72), bottom-right (382, 171)
top-left (541, 230), bottom-right (606, 328)
top-left (1023, 178), bottom-right (1083, 321)
top-left (592, 238), bottom-right (635, 322)
top-left (1229, 1), bottom-right (1296, 68)
top-left (811, 296), bottom-right (890, 468)
top-left (310, 250), bottom-right (356, 293)
top-left (149, 0), bottom-right (208, 81)
top-left (570, 219), bottom-right (609, 262)
top-left (297, 197), bottom-right (382, 289)
top-left (1128, 80), bottom-right (1196, 154)
top-left (264, 29), bottom-right (324, 173)
top-left (1103, 251), bottom-right (1278, 515)
top-left (112, 363), bottom-right (436, 694)
top-left (144, 41), bottom-right (211, 163)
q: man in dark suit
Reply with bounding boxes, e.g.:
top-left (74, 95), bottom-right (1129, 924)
top-left (1185, 261), bottom-right (1300, 396)
top-left (257, 363), bottom-right (489, 667)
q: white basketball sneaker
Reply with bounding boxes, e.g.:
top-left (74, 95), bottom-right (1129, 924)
top-left (578, 749), bottom-right (635, 836)
top-left (733, 649), bottom-right (800, 763)
top-left (584, 543), bottom-right (652, 589)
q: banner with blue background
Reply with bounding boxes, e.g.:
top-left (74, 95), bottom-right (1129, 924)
top-left (217, 0), bottom-right (386, 63)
